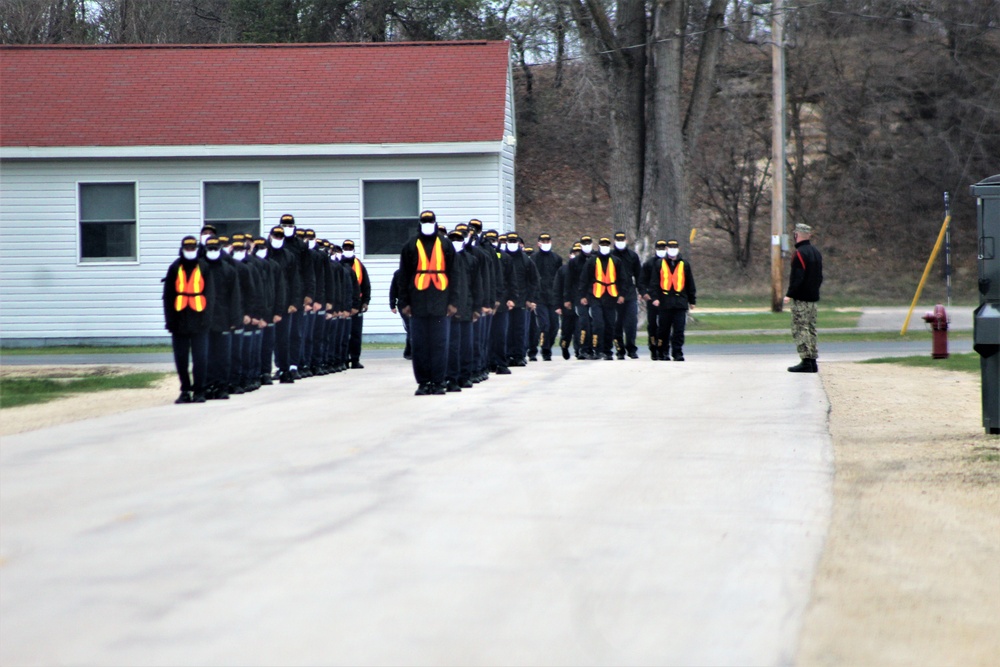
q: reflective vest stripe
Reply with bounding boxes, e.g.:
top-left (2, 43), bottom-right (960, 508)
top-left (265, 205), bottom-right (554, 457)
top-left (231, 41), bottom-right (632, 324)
top-left (414, 237), bottom-right (449, 291)
top-left (592, 257), bottom-right (618, 299)
top-left (352, 259), bottom-right (365, 298)
top-left (174, 265), bottom-right (207, 312)
top-left (660, 260), bottom-right (685, 293)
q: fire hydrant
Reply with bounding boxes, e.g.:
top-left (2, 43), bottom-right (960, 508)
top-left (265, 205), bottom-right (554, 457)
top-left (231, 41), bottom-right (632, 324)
top-left (922, 303), bottom-right (949, 359)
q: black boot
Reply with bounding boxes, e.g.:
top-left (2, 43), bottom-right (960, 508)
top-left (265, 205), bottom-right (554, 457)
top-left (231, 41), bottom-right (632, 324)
top-left (788, 358), bottom-right (817, 373)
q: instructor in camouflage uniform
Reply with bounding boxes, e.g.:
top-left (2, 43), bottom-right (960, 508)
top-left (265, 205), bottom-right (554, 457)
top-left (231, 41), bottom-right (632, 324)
top-left (784, 223), bottom-right (823, 373)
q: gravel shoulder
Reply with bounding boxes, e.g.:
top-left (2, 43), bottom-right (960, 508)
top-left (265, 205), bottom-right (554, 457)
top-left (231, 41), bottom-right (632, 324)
top-left (797, 361), bottom-right (1000, 666)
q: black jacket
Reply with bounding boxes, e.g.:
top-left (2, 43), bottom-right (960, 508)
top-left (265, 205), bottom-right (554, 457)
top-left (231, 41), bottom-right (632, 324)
top-left (647, 255), bottom-right (696, 310)
top-left (531, 249), bottom-right (564, 306)
top-left (611, 246), bottom-right (642, 301)
top-left (203, 255), bottom-right (242, 332)
top-left (163, 254), bottom-right (216, 335)
top-left (565, 251), bottom-right (592, 304)
top-left (450, 249), bottom-right (485, 321)
top-left (578, 254), bottom-right (629, 306)
top-left (786, 240), bottom-right (823, 302)
top-left (504, 248), bottom-right (539, 307)
top-left (341, 256), bottom-right (371, 309)
top-left (397, 233), bottom-right (456, 318)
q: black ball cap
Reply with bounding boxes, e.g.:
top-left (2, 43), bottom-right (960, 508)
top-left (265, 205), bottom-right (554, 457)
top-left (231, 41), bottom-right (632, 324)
top-left (181, 236), bottom-right (198, 248)
top-left (343, 239), bottom-right (355, 250)
top-left (270, 226), bottom-right (285, 238)
top-left (420, 210), bottom-right (436, 222)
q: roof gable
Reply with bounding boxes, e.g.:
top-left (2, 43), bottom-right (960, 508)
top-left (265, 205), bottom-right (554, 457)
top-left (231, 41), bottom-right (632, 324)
top-left (1, 41), bottom-right (510, 149)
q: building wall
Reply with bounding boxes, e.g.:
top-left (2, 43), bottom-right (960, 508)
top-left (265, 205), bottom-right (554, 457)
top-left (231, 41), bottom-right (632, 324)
top-left (0, 153), bottom-right (508, 343)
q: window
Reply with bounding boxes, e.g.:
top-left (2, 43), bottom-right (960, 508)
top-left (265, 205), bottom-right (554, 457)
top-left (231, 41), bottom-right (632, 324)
top-left (79, 183), bottom-right (137, 262)
top-left (363, 180), bottom-right (419, 256)
top-left (204, 181), bottom-right (260, 238)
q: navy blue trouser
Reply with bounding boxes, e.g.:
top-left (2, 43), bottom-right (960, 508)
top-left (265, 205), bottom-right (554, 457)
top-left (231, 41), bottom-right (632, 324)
top-left (533, 304), bottom-right (558, 355)
top-left (300, 311), bottom-right (315, 367)
top-left (410, 315), bottom-right (450, 386)
top-left (614, 299), bottom-right (639, 355)
top-left (275, 315), bottom-right (291, 372)
top-left (288, 309), bottom-right (303, 368)
top-left (172, 330), bottom-right (209, 394)
top-left (208, 330), bottom-right (231, 388)
top-left (491, 308), bottom-right (508, 368)
top-left (575, 301), bottom-right (592, 355)
top-left (560, 307), bottom-right (578, 355)
top-left (658, 308), bottom-right (687, 356)
top-left (507, 306), bottom-right (526, 362)
top-left (349, 313), bottom-right (364, 363)
top-left (230, 327), bottom-right (244, 386)
top-left (447, 319), bottom-right (474, 383)
top-left (261, 323), bottom-right (276, 375)
top-left (589, 303), bottom-right (617, 356)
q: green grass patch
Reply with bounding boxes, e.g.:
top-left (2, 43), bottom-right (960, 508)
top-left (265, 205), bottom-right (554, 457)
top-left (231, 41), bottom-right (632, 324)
top-left (687, 310), bottom-right (861, 331)
top-left (969, 446), bottom-right (1000, 463)
top-left (0, 371), bottom-right (168, 409)
top-left (1, 345), bottom-right (172, 356)
top-left (860, 352), bottom-right (980, 374)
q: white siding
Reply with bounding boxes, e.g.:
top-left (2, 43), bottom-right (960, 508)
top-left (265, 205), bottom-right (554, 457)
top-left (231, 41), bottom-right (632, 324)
top-left (501, 62), bottom-right (517, 234)
top-left (0, 154), bottom-right (505, 342)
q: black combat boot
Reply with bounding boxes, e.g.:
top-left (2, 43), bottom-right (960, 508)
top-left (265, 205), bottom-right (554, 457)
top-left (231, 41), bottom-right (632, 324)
top-left (787, 358), bottom-right (817, 373)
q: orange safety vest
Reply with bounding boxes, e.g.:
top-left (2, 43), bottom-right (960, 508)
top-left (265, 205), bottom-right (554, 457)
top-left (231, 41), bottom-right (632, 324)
top-left (351, 258), bottom-right (365, 296)
top-left (660, 260), bottom-right (685, 293)
top-left (174, 264), bottom-right (207, 312)
top-left (414, 237), bottom-right (449, 291)
top-left (592, 257), bottom-right (619, 299)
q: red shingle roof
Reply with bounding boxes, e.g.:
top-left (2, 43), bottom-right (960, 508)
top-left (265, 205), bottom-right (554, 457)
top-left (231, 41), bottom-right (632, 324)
top-left (1, 41), bottom-right (510, 148)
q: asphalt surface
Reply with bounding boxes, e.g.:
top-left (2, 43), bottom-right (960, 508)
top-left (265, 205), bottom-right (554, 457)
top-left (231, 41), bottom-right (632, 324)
top-left (0, 306), bottom-right (976, 665)
top-left (2, 351), bottom-right (833, 666)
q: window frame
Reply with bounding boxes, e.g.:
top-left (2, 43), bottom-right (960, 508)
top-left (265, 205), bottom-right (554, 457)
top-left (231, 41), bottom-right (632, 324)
top-left (360, 178), bottom-right (422, 258)
top-left (76, 181), bottom-right (139, 265)
top-left (201, 179), bottom-right (263, 240)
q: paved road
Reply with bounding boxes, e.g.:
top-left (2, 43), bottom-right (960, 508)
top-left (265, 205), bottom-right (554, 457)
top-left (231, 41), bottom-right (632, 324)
top-left (0, 354), bottom-right (832, 666)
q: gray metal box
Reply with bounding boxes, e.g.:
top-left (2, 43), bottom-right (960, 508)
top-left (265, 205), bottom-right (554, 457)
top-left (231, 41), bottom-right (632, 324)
top-left (971, 174), bottom-right (1000, 434)
top-left (972, 174), bottom-right (1000, 303)
top-left (974, 302), bottom-right (1000, 347)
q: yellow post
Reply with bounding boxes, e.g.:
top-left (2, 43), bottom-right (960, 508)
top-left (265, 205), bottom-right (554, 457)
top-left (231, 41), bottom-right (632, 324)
top-left (901, 214), bottom-right (951, 335)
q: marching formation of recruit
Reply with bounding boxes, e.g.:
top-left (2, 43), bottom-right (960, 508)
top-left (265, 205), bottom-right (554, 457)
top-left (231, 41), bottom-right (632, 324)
top-left (392, 212), bottom-right (699, 396)
top-left (162, 214), bottom-right (368, 404)
top-left (164, 211), bottom-right (815, 401)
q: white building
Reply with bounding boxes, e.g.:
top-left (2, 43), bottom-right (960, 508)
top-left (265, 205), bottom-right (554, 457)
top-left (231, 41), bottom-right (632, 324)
top-left (0, 41), bottom-right (516, 345)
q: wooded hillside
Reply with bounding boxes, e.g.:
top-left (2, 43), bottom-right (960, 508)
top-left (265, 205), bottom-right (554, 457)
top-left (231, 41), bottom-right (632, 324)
top-left (4, 0), bottom-right (997, 301)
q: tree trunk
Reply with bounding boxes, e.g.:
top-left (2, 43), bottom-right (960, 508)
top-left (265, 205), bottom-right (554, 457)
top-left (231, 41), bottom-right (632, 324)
top-left (648, 0), bottom-right (688, 247)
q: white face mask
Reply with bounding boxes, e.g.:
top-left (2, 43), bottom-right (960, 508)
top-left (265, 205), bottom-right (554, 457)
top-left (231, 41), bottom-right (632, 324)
top-left (334, 253), bottom-right (343, 261)
top-left (270, 237), bottom-right (284, 249)
top-left (233, 250), bottom-right (247, 261)
top-left (255, 247), bottom-right (268, 258)
top-left (599, 245), bottom-right (611, 256)
top-left (452, 241), bottom-right (465, 252)
top-left (667, 248), bottom-right (680, 259)
top-left (307, 240), bottom-right (316, 250)
top-left (539, 242), bottom-right (552, 252)
top-left (506, 242), bottom-right (519, 253)
top-left (655, 249), bottom-right (667, 259)
top-left (615, 240), bottom-right (626, 250)
top-left (182, 249), bottom-right (199, 261)
top-left (343, 250), bottom-right (355, 259)
top-left (200, 234), bottom-right (211, 246)
top-left (283, 226), bottom-right (295, 237)
top-left (581, 243), bottom-right (593, 254)
top-left (420, 222), bottom-right (436, 235)
top-left (206, 249), bottom-right (221, 261)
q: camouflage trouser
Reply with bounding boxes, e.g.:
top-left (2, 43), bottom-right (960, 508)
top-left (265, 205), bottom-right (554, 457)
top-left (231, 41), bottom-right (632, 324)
top-left (791, 299), bottom-right (818, 360)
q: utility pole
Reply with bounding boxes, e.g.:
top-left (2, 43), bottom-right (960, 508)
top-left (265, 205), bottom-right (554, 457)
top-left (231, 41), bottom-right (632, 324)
top-left (770, 0), bottom-right (787, 312)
